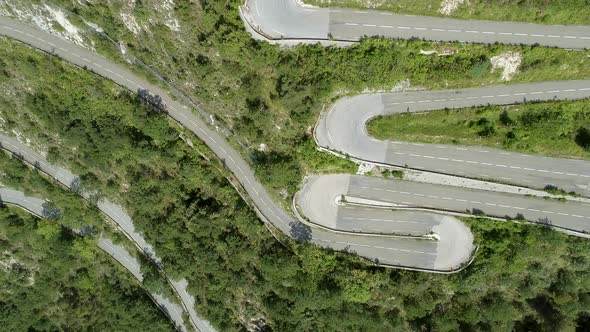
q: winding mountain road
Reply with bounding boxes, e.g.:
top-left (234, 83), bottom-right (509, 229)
top-left (0, 188), bottom-right (188, 332)
top-left (241, 1), bottom-right (590, 259)
top-left (0, 134), bottom-right (215, 332)
top-left (1, 0), bottom-right (589, 273)
top-left (315, 82), bottom-right (590, 195)
top-left (0, 17), bottom-right (475, 272)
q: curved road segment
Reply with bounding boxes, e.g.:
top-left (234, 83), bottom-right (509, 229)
top-left (298, 175), bottom-right (474, 270)
top-left (241, 0), bottom-right (590, 49)
top-left (315, 81), bottom-right (590, 195)
top-left (0, 188), bottom-right (188, 332)
top-left (0, 134), bottom-right (215, 332)
top-left (1, 3), bottom-right (589, 272)
top-left (0, 18), bottom-right (474, 272)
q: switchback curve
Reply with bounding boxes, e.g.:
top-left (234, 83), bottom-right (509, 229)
top-left (314, 82), bottom-right (590, 196)
top-left (241, 0), bottom-right (590, 264)
top-left (0, 17), bottom-right (476, 272)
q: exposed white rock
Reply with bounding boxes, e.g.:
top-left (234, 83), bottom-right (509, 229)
top-left (390, 79), bottom-right (412, 92)
top-left (161, 0), bottom-right (181, 32)
top-left (44, 5), bottom-right (85, 45)
top-left (165, 18), bottom-right (181, 32)
top-left (0, 252), bottom-right (20, 271)
top-left (420, 50), bottom-right (438, 55)
top-left (420, 48), bottom-right (456, 56)
top-left (490, 51), bottom-right (522, 81)
top-left (0, 1), bottom-right (89, 48)
top-left (121, 12), bottom-right (141, 35)
top-left (279, 188), bottom-right (289, 200)
top-left (356, 162), bottom-right (374, 175)
top-left (439, 0), bottom-right (465, 15)
top-left (258, 143), bottom-right (268, 152)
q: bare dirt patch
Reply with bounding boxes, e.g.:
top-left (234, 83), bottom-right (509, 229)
top-left (490, 51), bottom-right (522, 81)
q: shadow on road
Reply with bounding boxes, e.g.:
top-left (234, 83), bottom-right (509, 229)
top-left (289, 221), bottom-right (312, 242)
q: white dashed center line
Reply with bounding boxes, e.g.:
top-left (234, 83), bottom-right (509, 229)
top-left (340, 22), bottom-right (590, 40)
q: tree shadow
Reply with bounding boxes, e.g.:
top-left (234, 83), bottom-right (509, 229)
top-left (575, 127), bottom-right (590, 151)
top-left (471, 208), bottom-right (485, 216)
top-left (537, 216), bottom-right (553, 228)
top-left (137, 88), bottom-right (167, 113)
top-left (70, 177), bottom-right (82, 194)
top-left (41, 201), bottom-right (62, 219)
top-left (289, 221), bottom-right (312, 243)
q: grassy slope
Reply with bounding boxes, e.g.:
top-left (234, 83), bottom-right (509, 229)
top-left (305, 0), bottom-right (590, 25)
top-left (368, 99), bottom-right (590, 159)
top-left (2, 28), bottom-right (590, 332)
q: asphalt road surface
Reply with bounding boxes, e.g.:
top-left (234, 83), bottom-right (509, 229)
top-left (0, 188), bottom-right (188, 332)
top-left (242, 0), bottom-right (590, 49)
top-left (315, 81), bottom-right (590, 195)
top-left (0, 188), bottom-right (47, 216)
top-left (298, 175), bottom-right (475, 270)
top-left (0, 134), bottom-right (215, 332)
top-left (321, 175), bottom-right (590, 233)
top-left (298, 173), bottom-right (590, 268)
top-left (2, 4), bottom-right (589, 272)
top-left (0, 18), bottom-right (476, 271)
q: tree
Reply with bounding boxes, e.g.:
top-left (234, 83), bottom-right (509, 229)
top-left (41, 201), bottom-right (62, 219)
top-left (574, 127), bottom-right (590, 151)
top-left (35, 219), bottom-right (61, 240)
top-left (499, 110), bottom-right (513, 126)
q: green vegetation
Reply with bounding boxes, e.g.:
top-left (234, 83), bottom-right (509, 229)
top-left (368, 99), bottom-right (590, 159)
top-left (1, 1), bottom-right (590, 330)
top-left (2, 22), bottom-right (590, 331)
top-left (0, 150), bottom-right (190, 330)
top-left (305, 0), bottom-right (590, 25)
top-left (0, 207), bottom-right (174, 331)
top-left (0, 150), bottom-right (105, 231)
top-left (382, 169), bottom-right (404, 179)
top-left (5, 0), bottom-right (588, 202)
top-left (544, 185), bottom-right (578, 197)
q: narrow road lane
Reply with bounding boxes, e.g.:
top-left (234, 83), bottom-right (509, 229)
top-left (0, 188), bottom-right (188, 332)
top-left (0, 134), bottom-right (216, 332)
top-left (242, 0), bottom-right (590, 49)
top-left (314, 82), bottom-right (590, 195)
